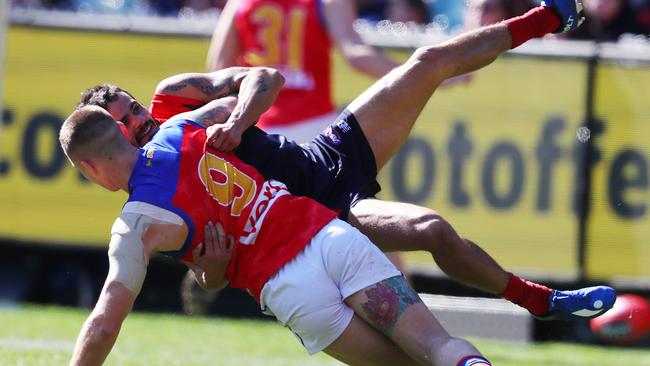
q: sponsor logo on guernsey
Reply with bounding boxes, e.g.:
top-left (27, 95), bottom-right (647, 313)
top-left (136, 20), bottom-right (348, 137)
top-left (239, 180), bottom-right (290, 245)
top-left (324, 127), bottom-right (341, 145)
top-left (335, 119), bottom-right (352, 133)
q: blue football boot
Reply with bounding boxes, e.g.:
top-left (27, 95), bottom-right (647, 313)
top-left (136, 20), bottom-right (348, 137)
top-left (541, 286), bottom-right (617, 320)
top-left (542, 0), bottom-right (585, 33)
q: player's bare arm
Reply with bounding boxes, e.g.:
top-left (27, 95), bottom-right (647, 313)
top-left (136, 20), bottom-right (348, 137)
top-left (205, 0), bottom-right (241, 71)
top-left (158, 67), bottom-right (284, 151)
top-left (69, 282), bottom-right (136, 366)
top-left (154, 67), bottom-right (283, 105)
top-left (323, 0), bottom-right (399, 78)
top-left (69, 212), bottom-right (188, 365)
top-left (175, 95), bottom-right (238, 129)
top-left (172, 97), bottom-right (247, 151)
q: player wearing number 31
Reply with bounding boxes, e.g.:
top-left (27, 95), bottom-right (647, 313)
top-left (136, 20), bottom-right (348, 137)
top-left (207, 0), bottom-right (401, 142)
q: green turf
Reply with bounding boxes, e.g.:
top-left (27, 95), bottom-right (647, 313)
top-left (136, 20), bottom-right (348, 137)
top-left (2, 305), bottom-right (650, 365)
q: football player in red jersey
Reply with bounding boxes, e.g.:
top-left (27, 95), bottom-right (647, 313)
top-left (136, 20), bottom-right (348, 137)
top-left (62, 104), bottom-right (491, 366)
top-left (206, 0), bottom-right (400, 141)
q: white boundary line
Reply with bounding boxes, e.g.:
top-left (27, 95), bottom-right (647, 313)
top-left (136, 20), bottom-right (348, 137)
top-left (0, 338), bottom-right (74, 351)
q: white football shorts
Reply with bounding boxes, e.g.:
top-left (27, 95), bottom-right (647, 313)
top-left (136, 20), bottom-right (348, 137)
top-left (259, 218), bottom-right (402, 354)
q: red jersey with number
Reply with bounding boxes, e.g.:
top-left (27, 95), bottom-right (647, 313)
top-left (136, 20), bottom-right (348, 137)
top-left (128, 117), bottom-right (337, 301)
top-left (234, 0), bottom-right (334, 127)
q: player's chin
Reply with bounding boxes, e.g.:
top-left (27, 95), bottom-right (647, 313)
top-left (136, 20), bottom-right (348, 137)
top-left (136, 121), bottom-right (159, 146)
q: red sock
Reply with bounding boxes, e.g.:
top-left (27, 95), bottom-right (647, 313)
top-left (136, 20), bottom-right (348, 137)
top-left (503, 6), bottom-right (561, 48)
top-left (500, 272), bottom-right (553, 316)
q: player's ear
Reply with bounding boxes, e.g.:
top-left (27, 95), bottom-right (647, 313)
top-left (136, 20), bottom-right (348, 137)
top-left (78, 159), bottom-right (99, 183)
top-left (116, 121), bottom-right (132, 139)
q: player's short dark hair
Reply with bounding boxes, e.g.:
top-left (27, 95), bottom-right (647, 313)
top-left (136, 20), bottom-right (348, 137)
top-left (76, 84), bottom-right (136, 110)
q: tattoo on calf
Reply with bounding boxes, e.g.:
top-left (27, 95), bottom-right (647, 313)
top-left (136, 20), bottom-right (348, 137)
top-left (361, 276), bottom-right (419, 336)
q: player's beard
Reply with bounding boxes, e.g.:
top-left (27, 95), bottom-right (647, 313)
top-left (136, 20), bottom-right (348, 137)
top-left (136, 119), bottom-right (159, 147)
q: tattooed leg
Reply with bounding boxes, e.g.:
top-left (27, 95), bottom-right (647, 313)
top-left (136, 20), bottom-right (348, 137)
top-left (345, 275), bottom-right (486, 366)
top-left (359, 276), bottom-right (419, 337)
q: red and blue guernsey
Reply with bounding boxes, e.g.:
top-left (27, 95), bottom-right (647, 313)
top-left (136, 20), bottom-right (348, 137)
top-left (127, 117), bottom-right (338, 301)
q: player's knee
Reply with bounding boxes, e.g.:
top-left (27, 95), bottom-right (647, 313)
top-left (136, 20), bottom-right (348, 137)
top-left (411, 46), bottom-right (445, 68)
top-left (413, 212), bottom-right (457, 254)
top-left (411, 45), bottom-right (437, 62)
top-left (88, 314), bottom-right (122, 341)
top-left (410, 46), bottom-right (455, 80)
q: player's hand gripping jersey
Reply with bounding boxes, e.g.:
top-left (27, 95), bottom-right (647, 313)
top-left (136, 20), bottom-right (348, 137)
top-left (234, 0), bottom-right (334, 127)
top-left (128, 117), bottom-right (337, 300)
top-left (149, 95), bottom-right (382, 219)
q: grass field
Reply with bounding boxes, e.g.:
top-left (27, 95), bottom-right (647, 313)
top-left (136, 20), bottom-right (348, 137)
top-left (2, 305), bottom-right (650, 366)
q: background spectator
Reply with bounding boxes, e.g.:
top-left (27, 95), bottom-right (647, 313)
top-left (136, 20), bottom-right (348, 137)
top-left (356, 0), bottom-right (390, 22)
top-left (386, 0), bottom-right (430, 24)
top-left (463, 0), bottom-right (536, 30)
top-left (425, 0), bottom-right (465, 33)
top-left (566, 0), bottom-right (648, 41)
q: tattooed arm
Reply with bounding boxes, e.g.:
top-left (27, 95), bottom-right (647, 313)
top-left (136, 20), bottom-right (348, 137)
top-left (156, 67), bottom-right (284, 151)
top-left (154, 66), bottom-right (283, 110)
top-left (180, 95), bottom-right (238, 129)
top-left (172, 96), bottom-right (249, 151)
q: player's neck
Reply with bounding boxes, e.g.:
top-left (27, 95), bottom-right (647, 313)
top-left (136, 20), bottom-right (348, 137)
top-left (114, 146), bottom-right (140, 192)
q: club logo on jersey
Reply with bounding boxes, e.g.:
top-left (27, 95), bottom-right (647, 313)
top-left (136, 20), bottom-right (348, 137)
top-left (335, 119), bottom-right (352, 133)
top-left (145, 148), bottom-right (155, 167)
top-left (240, 180), bottom-right (289, 245)
top-left (564, 15), bottom-right (575, 32)
top-left (325, 127), bottom-right (341, 145)
top-left (198, 153), bottom-right (257, 216)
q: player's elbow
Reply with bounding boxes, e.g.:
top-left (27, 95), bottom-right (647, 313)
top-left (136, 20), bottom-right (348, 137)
top-left (410, 45), bottom-right (456, 80)
top-left (261, 67), bottom-right (285, 90)
top-left (249, 67), bottom-right (285, 98)
top-left (88, 314), bottom-right (122, 342)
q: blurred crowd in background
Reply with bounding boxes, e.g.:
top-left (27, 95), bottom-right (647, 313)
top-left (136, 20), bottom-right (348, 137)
top-left (9, 0), bottom-right (650, 41)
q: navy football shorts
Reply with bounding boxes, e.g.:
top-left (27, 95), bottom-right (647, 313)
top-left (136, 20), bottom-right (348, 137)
top-left (234, 109), bottom-right (380, 219)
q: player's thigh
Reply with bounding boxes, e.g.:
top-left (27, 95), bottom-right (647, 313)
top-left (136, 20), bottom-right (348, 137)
top-left (324, 314), bottom-right (419, 366)
top-left (348, 198), bottom-right (449, 252)
top-left (261, 219), bottom-right (400, 355)
top-left (346, 58), bottom-right (444, 170)
top-left (344, 275), bottom-right (451, 363)
top-left (261, 247), bottom-right (354, 355)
